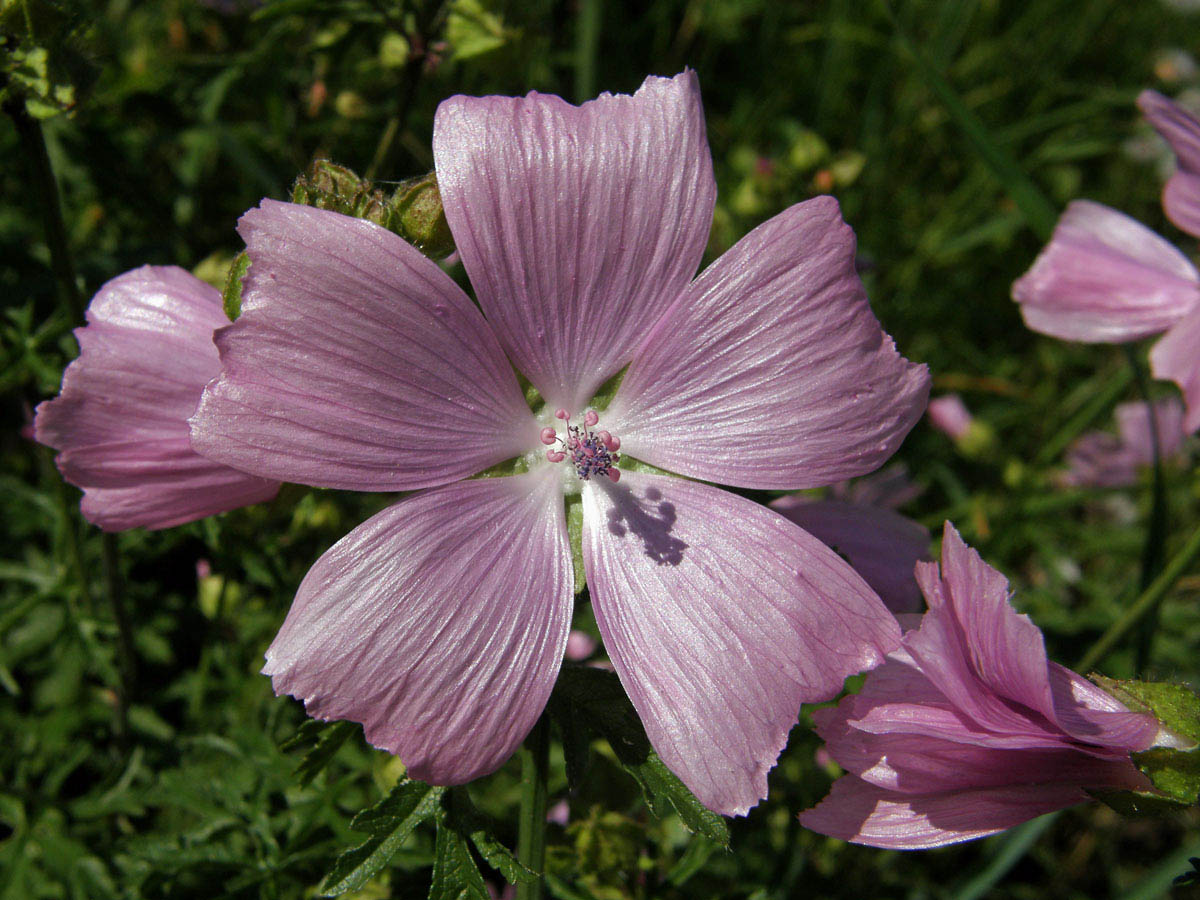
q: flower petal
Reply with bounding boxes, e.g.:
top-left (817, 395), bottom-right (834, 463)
top-left (34, 266), bottom-right (278, 531)
top-left (1047, 664), bottom-right (1164, 752)
top-left (934, 524), bottom-right (1059, 721)
top-left (433, 71), bottom-right (716, 413)
top-left (580, 469), bottom-right (900, 815)
top-left (800, 777), bottom-right (1087, 849)
top-left (1139, 90), bottom-right (1200, 238)
top-left (189, 201), bottom-right (538, 492)
top-left (769, 498), bottom-right (930, 613)
top-left (1151, 306), bottom-right (1200, 433)
top-left (263, 469), bottom-right (572, 784)
top-left (1012, 200), bottom-right (1200, 342)
top-left (606, 197), bottom-right (929, 489)
top-left (819, 706), bottom-right (1145, 795)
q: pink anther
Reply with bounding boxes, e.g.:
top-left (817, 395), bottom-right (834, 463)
top-left (555, 408), bottom-right (569, 420)
top-left (584, 410), bottom-right (599, 427)
top-left (597, 430), bottom-right (611, 443)
top-left (546, 449), bottom-right (566, 463)
top-left (539, 427), bottom-right (558, 445)
top-left (604, 434), bottom-right (621, 452)
top-left (607, 468), bottom-right (621, 483)
top-left (567, 436), bottom-right (579, 449)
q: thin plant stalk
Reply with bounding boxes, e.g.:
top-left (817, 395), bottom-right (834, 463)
top-left (516, 715), bottom-right (550, 900)
top-left (7, 95), bottom-right (138, 729)
top-left (1077, 521), bottom-right (1200, 673)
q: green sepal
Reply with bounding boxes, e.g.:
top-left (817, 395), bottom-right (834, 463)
top-left (1090, 676), bottom-right (1200, 805)
top-left (566, 494), bottom-right (585, 594)
top-left (319, 778), bottom-right (445, 896)
top-left (1090, 788), bottom-right (1194, 817)
top-left (221, 251), bottom-right (250, 322)
top-left (472, 456), bottom-right (531, 479)
top-left (390, 173), bottom-right (456, 259)
top-left (588, 366), bottom-right (628, 413)
top-left (549, 665), bottom-right (731, 847)
top-left (289, 161), bottom-right (456, 260)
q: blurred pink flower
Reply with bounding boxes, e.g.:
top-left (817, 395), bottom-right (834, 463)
top-left (564, 630), bottom-right (598, 661)
top-left (800, 523), bottom-right (1168, 849)
top-left (34, 267), bottom-right (279, 530)
top-left (1064, 398), bottom-right (1189, 487)
top-left (830, 462), bottom-right (924, 510)
top-left (188, 72), bottom-right (929, 814)
top-left (770, 496), bottom-right (930, 614)
top-left (926, 394), bottom-right (973, 441)
top-left (1012, 90), bottom-right (1200, 434)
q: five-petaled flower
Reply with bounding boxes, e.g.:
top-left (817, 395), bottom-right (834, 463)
top-left (800, 523), bottom-right (1170, 848)
top-left (180, 71), bottom-right (929, 815)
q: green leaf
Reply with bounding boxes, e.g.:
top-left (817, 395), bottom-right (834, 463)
top-left (222, 251), bottom-right (250, 322)
top-left (428, 816), bottom-right (490, 900)
top-left (319, 779), bottom-right (445, 896)
top-left (293, 720), bottom-right (359, 786)
top-left (444, 789), bottom-right (538, 886)
top-left (549, 666), bottom-right (730, 846)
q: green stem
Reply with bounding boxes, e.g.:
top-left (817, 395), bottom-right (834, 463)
top-left (574, 0), bottom-right (602, 103)
top-left (102, 533), bottom-right (135, 739)
top-left (516, 715), bottom-right (549, 900)
top-left (1077, 522), bottom-right (1200, 673)
top-left (3, 97), bottom-right (84, 321)
top-left (1121, 348), bottom-right (1169, 669)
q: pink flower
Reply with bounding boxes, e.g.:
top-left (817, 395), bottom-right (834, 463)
top-left (1012, 90), bottom-right (1200, 434)
top-left (564, 630), bottom-right (598, 662)
top-left (188, 72), bottom-right (929, 815)
top-left (769, 496), bottom-right (930, 614)
top-left (1064, 398), bottom-right (1189, 488)
top-left (800, 523), bottom-right (1166, 849)
top-left (34, 266), bottom-right (279, 531)
top-left (926, 394), bottom-right (973, 441)
top-left (1139, 90), bottom-right (1200, 240)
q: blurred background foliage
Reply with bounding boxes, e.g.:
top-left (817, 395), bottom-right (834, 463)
top-left (3, 0), bottom-right (1200, 897)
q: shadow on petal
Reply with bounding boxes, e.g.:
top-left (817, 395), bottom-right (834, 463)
top-left (602, 483), bottom-right (688, 566)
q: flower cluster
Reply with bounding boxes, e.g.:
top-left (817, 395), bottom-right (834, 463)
top-left (1013, 90), bottom-right (1200, 434)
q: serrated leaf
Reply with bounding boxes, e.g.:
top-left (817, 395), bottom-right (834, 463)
top-left (291, 720), bottom-right (358, 786)
top-left (444, 789), bottom-right (537, 886)
top-left (222, 251), bottom-right (250, 322)
top-left (429, 817), bottom-right (489, 900)
top-left (549, 666), bottom-right (730, 846)
top-left (319, 779), bottom-right (445, 896)
top-left (1090, 676), bottom-right (1200, 745)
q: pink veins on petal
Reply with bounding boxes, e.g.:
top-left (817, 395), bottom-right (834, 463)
top-left (188, 70), bottom-right (929, 816)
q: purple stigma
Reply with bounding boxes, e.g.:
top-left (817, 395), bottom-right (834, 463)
top-left (540, 410), bottom-right (622, 482)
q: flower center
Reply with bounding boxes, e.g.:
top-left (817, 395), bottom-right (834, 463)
top-left (540, 408), bottom-right (622, 483)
